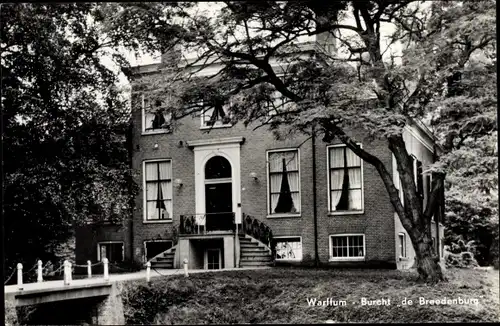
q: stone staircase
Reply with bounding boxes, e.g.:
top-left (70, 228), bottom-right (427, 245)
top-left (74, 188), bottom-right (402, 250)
top-left (239, 234), bottom-right (274, 267)
top-left (149, 245), bottom-right (177, 269)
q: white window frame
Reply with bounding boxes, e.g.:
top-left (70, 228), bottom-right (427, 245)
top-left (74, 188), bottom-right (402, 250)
top-left (398, 232), bottom-right (407, 259)
top-left (142, 159), bottom-right (174, 224)
top-left (329, 234), bottom-right (366, 261)
top-left (141, 94), bottom-right (173, 135)
top-left (204, 248), bottom-right (222, 270)
top-left (273, 236), bottom-right (303, 261)
top-left (200, 100), bottom-right (233, 129)
top-left (266, 148), bottom-right (301, 218)
top-left (143, 240), bottom-right (173, 261)
top-left (97, 241), bottom-right (125, 262)
top-left (327, 144), bottom-right (364, 216)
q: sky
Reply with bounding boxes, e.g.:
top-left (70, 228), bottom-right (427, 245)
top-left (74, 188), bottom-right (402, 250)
top-left (105, 2), bottom-right (404, 89)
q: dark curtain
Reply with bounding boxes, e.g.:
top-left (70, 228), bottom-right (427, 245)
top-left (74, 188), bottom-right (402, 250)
top-left (336, 148), bottom-right (350, 210)
top-left (274, 158), bottom-right (296, 213)
top-left (210, 101), bottom-right (226, 122)
top-left (156, 163), bottom-right (166, 218)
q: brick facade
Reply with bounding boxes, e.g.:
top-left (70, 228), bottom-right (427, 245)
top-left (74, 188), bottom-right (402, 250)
top-left (75, 68), bottom-right (443, 270)
top-left (83, 93), bottom-right (397, 267)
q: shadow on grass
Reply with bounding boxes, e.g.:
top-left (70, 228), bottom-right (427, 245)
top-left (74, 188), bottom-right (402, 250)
top-left (121, 268), bottom-right (499, 324)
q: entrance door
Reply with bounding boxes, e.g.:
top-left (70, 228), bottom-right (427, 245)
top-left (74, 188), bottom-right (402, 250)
top-left (207, 248), bottom-right (221, 270)
top-left (205, 182), bottom-right (233, 231)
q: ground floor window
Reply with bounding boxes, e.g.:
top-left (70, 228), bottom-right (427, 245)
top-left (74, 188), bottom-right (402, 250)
top-left (398, 233), bottom-right (407, 258)
top-left (273, 237), bottom-right (303, 261)
top-left (206, 248), bottom-right (221, 270)
top-left (144, 240), bottom-right (173, 261)
top-left (97, 242), bottom-right (124, 262)
top-left (329, 234), bottom-right (365, 260)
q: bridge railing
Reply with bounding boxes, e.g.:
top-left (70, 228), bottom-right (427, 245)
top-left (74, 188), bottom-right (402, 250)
top-left (4, 258), bottom-right (191, 289)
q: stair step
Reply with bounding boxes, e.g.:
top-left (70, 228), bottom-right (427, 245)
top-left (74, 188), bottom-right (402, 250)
top-left (240, 247), bottom-right (269, 252)
top-left (151, 263), bottom-right (174, 269)
top-left (240, 256), bottom-right (273, 262)
top-left (240, 261), bottom-right (274, 267)
top-left (156, 256), bottom-right (174, 262)
top-left (240, 250), bottom-right (270, 256)
top-left (240, 243), bottom-right (260, 247)
top-left (163, 252), bottom-right (175, 258)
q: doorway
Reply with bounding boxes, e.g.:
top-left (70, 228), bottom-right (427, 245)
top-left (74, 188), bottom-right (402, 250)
top-left (204, 156), bottom-right (233, 231)
top-left (206, 248), bottom-right (222, 270)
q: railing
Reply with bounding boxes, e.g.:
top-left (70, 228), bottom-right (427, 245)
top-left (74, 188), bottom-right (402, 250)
top-left (179, 213), bottom-right (236, 235)
top-left (4, 258), bottom-right (191, 289)
top-left (241, 213), bottom-right (275, 256)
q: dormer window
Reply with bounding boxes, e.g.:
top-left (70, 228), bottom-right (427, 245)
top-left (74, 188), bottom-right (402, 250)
top-left (142, 95), bottom-right (172, 134)
top-left (201, 99), bottom-right (232, 128)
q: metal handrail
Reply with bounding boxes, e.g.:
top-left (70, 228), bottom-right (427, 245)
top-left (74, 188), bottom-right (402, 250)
top-left (179, 212), bottom-right (236, 235)
top-left (241, 213), bottom-right (275, 255)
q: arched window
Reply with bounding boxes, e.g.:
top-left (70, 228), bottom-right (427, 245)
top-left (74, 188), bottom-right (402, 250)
top-left (205, 156), bottom-right (231, 179)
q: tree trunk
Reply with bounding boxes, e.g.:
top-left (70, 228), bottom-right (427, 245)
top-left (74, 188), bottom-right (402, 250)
top-left (389, 135), bottom-right (445, 283)
top-left (322, 122), bottom-right (446, 282)
top-left (413, 234), bottom-right (445, 282)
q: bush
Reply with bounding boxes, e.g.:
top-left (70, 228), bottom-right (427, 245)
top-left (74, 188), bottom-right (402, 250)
top-left (444, 241), bottom-right (479, 268)
top-left (122, 278), bottom-right (197, 324)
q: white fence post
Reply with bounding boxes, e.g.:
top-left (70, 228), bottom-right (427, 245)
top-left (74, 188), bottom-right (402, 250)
top-left (103, 258), bottom-right (109, 281)
top-left (87, 260), bottom-right (92, 279)
top-left (63, 260), bottom-right (72, 285)
top-left (17, 263), bottom-right (23, 290)
top-left (183, 258), bottom-right (189, 277)
top-left (146, 262), bottom-right (151, 283)
top-left (37, 260), bottom-right (43, 283)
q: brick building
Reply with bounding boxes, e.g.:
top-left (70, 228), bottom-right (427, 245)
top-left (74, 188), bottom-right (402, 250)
top-left (75, 42), bottom-right (444, 271)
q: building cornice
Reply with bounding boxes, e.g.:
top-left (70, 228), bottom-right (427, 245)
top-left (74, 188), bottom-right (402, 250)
top-left (186, 136), bottom-right (245, 149)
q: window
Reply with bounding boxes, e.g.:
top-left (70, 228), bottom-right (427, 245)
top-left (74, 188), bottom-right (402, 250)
top-left (144, 240), bottom-right (173, 261)
top-left (273, 237), bottom-right (302, 261)
top-left (201, 100), bottom-right (232, 128)
top-left (97, 242), bottom-right (124, 262)
top-left (330, 234), bottom-right (365, 260)
top-left (142, 95), bottom-right (172, 133)
top-left (424, 174), bottom-right (432, 210)
top-left (328, 145), bottom-right (363, 212)
top-left (398, 233), bottom-right (407, 258)
top-left (267, 149), bottom-right (301, 215)
top-left (205, 156), bottom-right (231, 179)
top-left (144, 160), bottom-right (173, 221)
top-left (416, 159), bottom-right (424, 206)
top-left (396, 155), bottom-right (427, 209)
top-left (206, 249), bottom-right (221, 270)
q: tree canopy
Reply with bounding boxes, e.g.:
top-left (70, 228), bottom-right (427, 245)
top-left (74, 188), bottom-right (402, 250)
top-left (110, 0), bottom-right (496, 282)
top-left (1, 3), bottom-right (138, 275)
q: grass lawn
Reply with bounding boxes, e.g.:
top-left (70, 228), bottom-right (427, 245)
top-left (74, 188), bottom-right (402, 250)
top-left (121, 267), bottom-right (499, 324)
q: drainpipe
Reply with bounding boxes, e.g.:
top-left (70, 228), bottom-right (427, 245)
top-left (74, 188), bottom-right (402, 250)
top-left (312, 125), bottom-right (320, 267)
top-left (127, 119), bottom-right (135, 262)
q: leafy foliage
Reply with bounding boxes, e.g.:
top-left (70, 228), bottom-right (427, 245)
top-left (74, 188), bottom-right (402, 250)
top-left (443, 240), bottom-right (479, 269)
top-left (1, 3), bottom-right (137, 274)
top-left (104, 1), bottom-right (496, 281)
